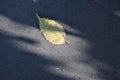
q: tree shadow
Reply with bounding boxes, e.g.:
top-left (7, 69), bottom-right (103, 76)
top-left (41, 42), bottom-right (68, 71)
top-left (0, 0), bottom-right (120, 80)
top-left (0, 31), bottom-right (73, 80)
top-left (72, 0), bottom-right (120, 80)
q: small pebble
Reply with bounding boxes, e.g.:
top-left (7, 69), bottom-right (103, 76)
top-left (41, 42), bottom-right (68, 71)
top-left (56, 67), bottom-right (63, 71)
top-left (33, 0), bottom-right (39, 3)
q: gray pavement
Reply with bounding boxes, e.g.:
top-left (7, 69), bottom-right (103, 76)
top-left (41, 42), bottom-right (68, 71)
top-left (0, 0), bottom-right (120, 80)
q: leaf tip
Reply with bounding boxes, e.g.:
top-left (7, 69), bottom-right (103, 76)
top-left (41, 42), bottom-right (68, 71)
top-left (36, 12), bottom-right (38, 17)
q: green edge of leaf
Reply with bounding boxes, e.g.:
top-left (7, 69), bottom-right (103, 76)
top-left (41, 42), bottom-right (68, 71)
top-left (36, 13), bottom-right (70, 45)
top-left (65, 40), bottom-right (70, 44)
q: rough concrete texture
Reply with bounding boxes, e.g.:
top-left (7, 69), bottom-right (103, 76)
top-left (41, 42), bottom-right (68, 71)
top-left (0, 0), bottom-right (120, 80)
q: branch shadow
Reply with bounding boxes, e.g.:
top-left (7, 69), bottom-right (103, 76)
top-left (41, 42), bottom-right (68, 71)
top-left (0, 31), bottom-right (72, 80)
top-left (70, 0), bottom-right (120, 80)
top-left (0, 0), bottom-right (120, 80)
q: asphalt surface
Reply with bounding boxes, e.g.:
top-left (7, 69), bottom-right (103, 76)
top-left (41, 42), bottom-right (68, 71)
top-left (0, 0), bottom-right (120, 80)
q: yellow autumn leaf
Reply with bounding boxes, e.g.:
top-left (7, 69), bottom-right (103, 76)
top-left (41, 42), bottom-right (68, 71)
top-left (36, 13), bottom-right (69, 45)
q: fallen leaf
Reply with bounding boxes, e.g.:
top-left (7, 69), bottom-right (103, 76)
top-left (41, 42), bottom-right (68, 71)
top-left (36, 13), bottom-right (69, 45)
